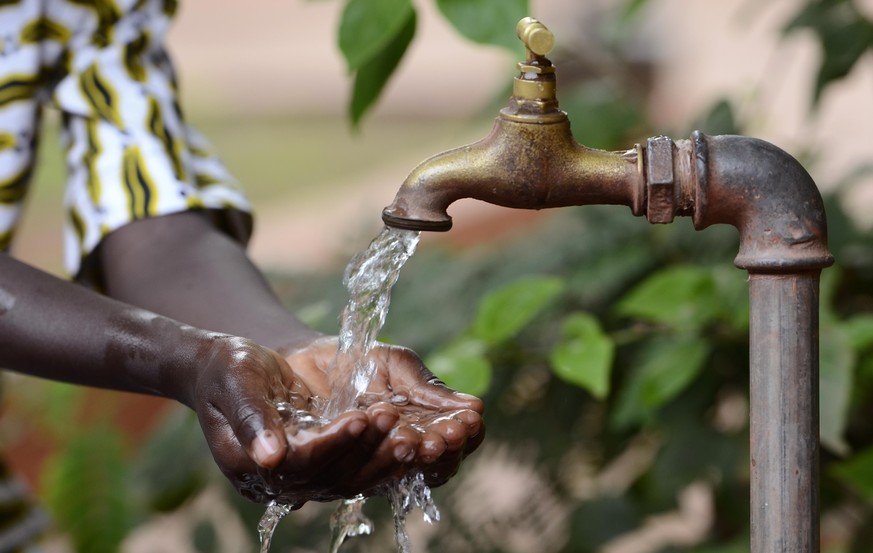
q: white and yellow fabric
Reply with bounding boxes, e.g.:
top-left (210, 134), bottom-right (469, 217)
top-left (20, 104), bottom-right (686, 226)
top-left (0, 0), bottom-right (251, 277)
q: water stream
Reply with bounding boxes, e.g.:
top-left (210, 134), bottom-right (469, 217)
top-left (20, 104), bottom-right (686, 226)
top-left (258, 226), bottom-right (437, 553)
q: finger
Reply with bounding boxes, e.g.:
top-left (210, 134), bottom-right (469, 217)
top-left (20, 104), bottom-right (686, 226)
top-left (425, 417), bottom-right (468, 453)
top-left (366, 401), bottom-right (400, 435)
top-left (446, 409), bottom-right (485, 454)
top-left (414, 384), bottom-right (486, 413)
top-left (281, 404), bottom-right (407, 497)
top-left (198, 404), bottom-right (253, 477)
top-left (420, 453), bottom-right (463, 488)
top-left (417, 428), bottom-right (448, 464)
top-left (218, 395), bottom-right (290, 470)
top-left (342, 423), bottom-right (421, 493)
top-left (282, 410), bottom-right (369, 473)
top-left (391, 351), bottom-right (484, 411)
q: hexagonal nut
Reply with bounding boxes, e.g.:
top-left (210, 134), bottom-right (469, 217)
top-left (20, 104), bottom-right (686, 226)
top-left (646, 136), bottom-right (676, 224)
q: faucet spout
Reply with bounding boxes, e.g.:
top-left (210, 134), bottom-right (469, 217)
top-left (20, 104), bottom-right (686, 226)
top-left (381, 113), bottom-right (645, 231)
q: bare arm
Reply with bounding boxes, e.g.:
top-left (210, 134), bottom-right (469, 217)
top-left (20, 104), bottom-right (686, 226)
top-left (0, 251), bottom-right (377, 499)
top-left (0, 250), bottom-right (209, 400)
top-left (92, 210), bottom-right (321, 354)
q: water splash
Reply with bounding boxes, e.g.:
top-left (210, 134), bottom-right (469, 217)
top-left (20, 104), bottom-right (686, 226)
top-left (329, 495), bottom-right (373, 553)
top-left (258, 227), bottom-right (439, 553)
top-left (386, 472), bottom-right (440, 552)
top-left (258, 501), bottom-right (293, 553)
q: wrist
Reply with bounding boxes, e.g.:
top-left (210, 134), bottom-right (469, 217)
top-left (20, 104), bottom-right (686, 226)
top-left (160, 327), bottom-right (242, 409)
top-left (107, 308), bottom-right (227, 406)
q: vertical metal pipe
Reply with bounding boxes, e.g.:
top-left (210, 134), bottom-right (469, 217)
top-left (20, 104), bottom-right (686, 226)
top-left (749, 271), bottom-right (820, 553)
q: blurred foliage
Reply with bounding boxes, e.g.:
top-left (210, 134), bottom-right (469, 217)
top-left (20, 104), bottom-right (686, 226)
top-left (41, 425), bottom-right (132, 553)
top-left (15, 0), bottom-right (873, 551)
top-left (784, 0), bottom-right (873, 105)
top-left (337, 0), bottom-right (528, 124)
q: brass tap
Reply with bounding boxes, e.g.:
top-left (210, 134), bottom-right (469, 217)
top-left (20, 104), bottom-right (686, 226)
top-left (381, 17), bottom-right (646, 231)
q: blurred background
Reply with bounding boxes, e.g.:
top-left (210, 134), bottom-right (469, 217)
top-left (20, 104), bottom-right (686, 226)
top-left (4, 0), bottom-right (873, 551)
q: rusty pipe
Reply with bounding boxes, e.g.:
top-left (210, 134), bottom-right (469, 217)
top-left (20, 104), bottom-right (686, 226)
top-left (684, 133), bottom-right (831, 553)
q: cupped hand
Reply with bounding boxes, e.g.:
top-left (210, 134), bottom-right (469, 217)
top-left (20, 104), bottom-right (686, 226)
top-left (280, 337), bottom-right (485, 496)
top-left (187, 335), bottom-right (484, 507)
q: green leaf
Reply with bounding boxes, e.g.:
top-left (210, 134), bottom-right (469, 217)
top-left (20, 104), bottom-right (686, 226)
top-left (692, 99), bottom-right (740, 136)
top-left (784, 0), bottom-right (873, 104)
top-left (425, 337), bottom-right (491, 396)
top-left (842, 314), bottom-right (873, 352)
top-left (550, 312), bottom-right (615, 399)
top-left (38, 381), bottom-right (85, 441)
top-left (819, 264), bottom-right (842, 324)
top-left (349, 9), bottom-right (416, 126)
top-left (711, 265), bottom-right (749, 332)
top-left (562, 82), bottom-right (645, 151)
top-left (611, 336), bottom-right (711, 429)
top-left (831, 444), bottom-right (873, 505)
top-left (620, 0), bottom-right (650, 23)
top-left (471, 275), bottom-right (565, 344)
top-left (820, 321), bottom-right (855, 455)
top-left (615, 265), bottom-right (720, 330)
top-left (41, 425), bottom-right (132, 553)
top-left (338, 0), bottom-right (414, 71)
top-left (436, 0), bottom-right (529, 52)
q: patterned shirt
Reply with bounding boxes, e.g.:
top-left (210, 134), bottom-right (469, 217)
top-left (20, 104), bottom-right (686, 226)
top-left (0, 0), bottom-right (251, 277)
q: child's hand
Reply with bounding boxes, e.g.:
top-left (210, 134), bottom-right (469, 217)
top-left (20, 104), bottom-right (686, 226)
top-left (187, 336), bottom-right (484, 507)
top-left (281, 337), bottom-right (485, 496)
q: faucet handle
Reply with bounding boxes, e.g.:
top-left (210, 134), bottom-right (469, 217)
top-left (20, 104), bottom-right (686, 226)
top-left (507, 17), bottom-right (560, 116)
top-left (516, 17), bottom-right (555, 58)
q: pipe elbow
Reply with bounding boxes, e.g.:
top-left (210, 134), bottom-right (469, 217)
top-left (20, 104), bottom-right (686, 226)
top-left (692, 132), bottom-right (834, 272)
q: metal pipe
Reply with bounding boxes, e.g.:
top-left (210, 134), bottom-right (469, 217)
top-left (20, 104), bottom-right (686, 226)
top-left (683, 133), bottom-right (833, 553)
top-left (749, 272), bottom-right (821, 553)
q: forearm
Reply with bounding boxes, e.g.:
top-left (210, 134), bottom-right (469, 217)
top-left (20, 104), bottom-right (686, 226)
top-left (94, 211), bottom-right (321, 354)
top-left (0, 252), bottom-right (216, 404)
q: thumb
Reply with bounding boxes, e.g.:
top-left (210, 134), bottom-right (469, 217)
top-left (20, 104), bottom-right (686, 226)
top-left (227, 397), bottom-right (289, 470)
top-left (249, 424), bottom-right (287, 470)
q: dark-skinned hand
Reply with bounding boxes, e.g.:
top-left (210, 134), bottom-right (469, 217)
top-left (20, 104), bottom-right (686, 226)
top-left (189, 335), bottom-right (484, 507)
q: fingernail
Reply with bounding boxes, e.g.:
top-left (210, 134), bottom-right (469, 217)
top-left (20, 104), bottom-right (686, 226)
top-left (394, 445), bottom-right (415, 463)
top-left (454, 392), bottom-right (479, 401)
top-left (376, 413), bottom-right (395, 433)
top-left (348, 418), bottom-right (367, 437)
top-left (252, 430), bottom-right (281, 466)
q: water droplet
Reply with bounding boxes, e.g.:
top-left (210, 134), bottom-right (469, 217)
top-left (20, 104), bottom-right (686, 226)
top-left (390, 394), bottom-right (409, 406)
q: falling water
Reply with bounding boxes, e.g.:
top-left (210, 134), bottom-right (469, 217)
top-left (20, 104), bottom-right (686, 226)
top-left (324, 225), bottom-right (421, 419)
top-left (258, 502), bottom-right (293, 553)
top-left (258, 226), bottom-right (439, 553)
